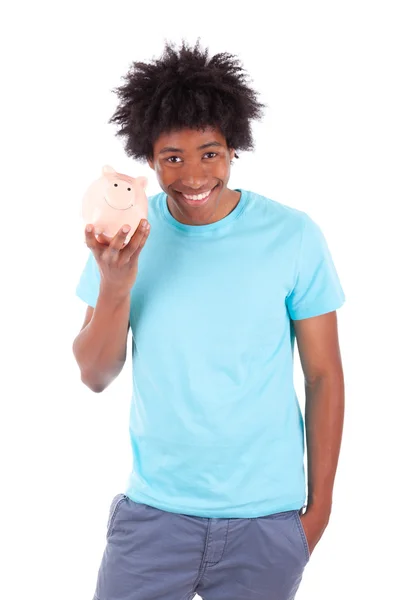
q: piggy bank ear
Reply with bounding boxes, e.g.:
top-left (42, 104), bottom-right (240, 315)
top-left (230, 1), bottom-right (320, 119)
top-left (135, 176), bottom-right (147, 189)
top-left (102, 165), bottom-right (117, 176)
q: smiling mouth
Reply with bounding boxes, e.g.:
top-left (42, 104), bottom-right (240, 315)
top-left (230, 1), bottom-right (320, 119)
top-left (104, 197), bottom-right (134, 210)
top-left (176, 184), bottom-right (219, 206)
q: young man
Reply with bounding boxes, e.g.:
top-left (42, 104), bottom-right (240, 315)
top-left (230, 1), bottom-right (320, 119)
top-left (73, 40), bottom-right (345, 600)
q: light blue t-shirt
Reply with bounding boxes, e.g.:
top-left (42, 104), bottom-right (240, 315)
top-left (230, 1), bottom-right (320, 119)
top-left (76, 189), bottom-right (345, 518)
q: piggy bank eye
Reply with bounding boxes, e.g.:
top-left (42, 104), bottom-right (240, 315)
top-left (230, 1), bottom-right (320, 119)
top-left (127, 187), bottom-right (131, 191)
top-left (114, 183), bottom-right (118, 187)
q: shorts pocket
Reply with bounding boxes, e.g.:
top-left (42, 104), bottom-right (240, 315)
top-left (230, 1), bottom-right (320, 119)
top-left (106, 493), bottom-right (127, 538)
top-left (293, 510), bottom-right (310, 563)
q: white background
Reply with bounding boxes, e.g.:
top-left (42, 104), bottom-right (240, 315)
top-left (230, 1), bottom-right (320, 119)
top-left (2, 1), bottom-right (399, 598)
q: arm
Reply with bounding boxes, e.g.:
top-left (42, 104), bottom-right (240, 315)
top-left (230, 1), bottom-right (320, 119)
top-left (293, 310), bottom-right (345, 523)
top-left (72, 284), bottom-right (131, 393)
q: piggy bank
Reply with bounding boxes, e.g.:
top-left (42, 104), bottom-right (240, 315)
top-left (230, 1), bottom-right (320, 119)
top-left (82, 165), bottom-right (148, 243)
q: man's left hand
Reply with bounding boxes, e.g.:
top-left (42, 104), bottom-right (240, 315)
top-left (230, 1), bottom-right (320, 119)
top-left (299, 508), bottom-right (330, 556)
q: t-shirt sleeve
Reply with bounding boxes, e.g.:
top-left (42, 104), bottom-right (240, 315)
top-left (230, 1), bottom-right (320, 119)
top-left (75, 251), bottom-right (101, 308)
top-left (286, 213), bottom-right (346, 320)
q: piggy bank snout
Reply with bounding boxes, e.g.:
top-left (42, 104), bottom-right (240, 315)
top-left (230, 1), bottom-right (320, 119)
top-left (105, 182), bottom-right (135, 210)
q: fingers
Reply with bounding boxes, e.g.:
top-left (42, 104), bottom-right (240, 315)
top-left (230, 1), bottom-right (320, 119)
top-left (122, 219), bottom-right (151, 263)
top-left (84, 221), bottom-right (150, 264)
top-left (102, 225), bottom-right (132, 263)
top-left (84, 225), bottom-right (104, 255)
top-left (95, 232), bottom-right (113, 246)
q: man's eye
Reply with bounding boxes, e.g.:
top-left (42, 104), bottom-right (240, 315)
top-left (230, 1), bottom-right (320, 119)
top-left (165, 152), bottom-right (218, 164)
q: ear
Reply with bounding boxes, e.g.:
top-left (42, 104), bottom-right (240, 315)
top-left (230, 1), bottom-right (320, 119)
top-left (135, 176), bottom-right (147, 189)
top-left (102, 165), bottom-right (117, 176)
top-left (147, 157), bottom-right (155, 171)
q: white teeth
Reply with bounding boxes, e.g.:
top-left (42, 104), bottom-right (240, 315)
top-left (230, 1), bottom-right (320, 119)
top-left (182, 190), bottom-right (211, 200)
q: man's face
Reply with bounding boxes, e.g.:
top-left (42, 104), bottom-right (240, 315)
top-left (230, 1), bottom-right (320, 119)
top-left (148, 127), bottom-right (236, 225)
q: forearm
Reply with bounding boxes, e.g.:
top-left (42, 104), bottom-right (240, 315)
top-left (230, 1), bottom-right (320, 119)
top-left (73, 284), bottom-right (131, 392)
top-left (304, 370), bottom-right (345, 520)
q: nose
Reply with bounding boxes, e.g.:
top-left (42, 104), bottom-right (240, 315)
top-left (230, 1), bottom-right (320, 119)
top-left (180, 175), bottom-right (208, 190)
top-left (180, 161), bottom-right (209, 190)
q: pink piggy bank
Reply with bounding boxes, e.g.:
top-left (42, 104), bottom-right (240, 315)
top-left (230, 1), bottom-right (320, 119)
top-left (82, 165), bottom-right (148, 243)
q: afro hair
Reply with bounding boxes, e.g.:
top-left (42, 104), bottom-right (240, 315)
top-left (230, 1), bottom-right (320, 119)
top-left (108, 39), bottom-right (267, 162)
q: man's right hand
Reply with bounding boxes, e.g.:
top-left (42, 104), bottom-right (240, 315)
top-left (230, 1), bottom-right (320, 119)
top-left (84, 219), bottom-right (151, 297)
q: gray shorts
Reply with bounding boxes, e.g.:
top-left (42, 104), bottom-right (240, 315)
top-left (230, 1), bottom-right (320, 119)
top-left (93, 493), bottom-right (311, 600)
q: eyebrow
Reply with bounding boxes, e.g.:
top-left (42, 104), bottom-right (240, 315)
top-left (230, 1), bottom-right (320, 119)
top-left (159, 141), bottom-right (224, 154)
